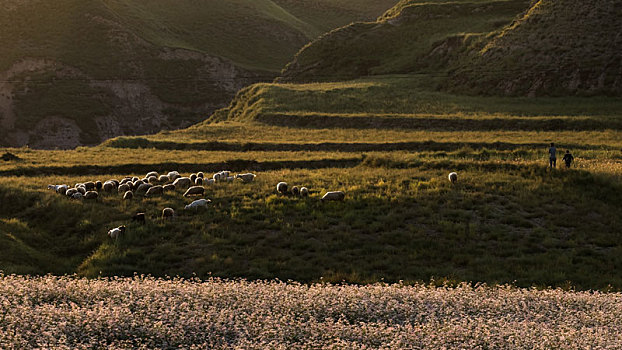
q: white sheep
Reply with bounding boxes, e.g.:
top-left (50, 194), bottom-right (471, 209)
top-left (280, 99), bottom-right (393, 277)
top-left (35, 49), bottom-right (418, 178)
top-left (321, 191), bottom-right (345, 202)
top-left (195, 177), bottom-right (203, 186)
top-left (108, 225), bottom-right (126, 239)
top-left (276, 182), bottom-right (288, 195)
top-left (84, 191), bottom-right (99, 200)
top-left (118, 183), bottom-right (130, 193)
top-left (158, 175), bottom-right (170, 183)
top-left (190, 174), bottom-right (198, 183)
top-left (66, 188), bottom-right (78, 197)
top-left (300, 187), bottom-right (309, 197)
top-left (235, 173), bottom-right (256, 183)
top-left (448, 172), bottom-right (458, 184)
top-left (291, 186), bottom-right (300, 196)
top-left (145, 185), bottom-right (164, 197)
top-left (197, 172), bottom-right (205, 179)
top-left (162, 207), bottom-right (175, 220)
top-left (183, 186), bottom-right (205, 197)
top-left (184, 199), bottom-right (211, 210)
top-left (72, 192), bottom-right (84, 200)
top-left (123, 191), bottom-right (133, 200)
top-left (103, 181), bottom-right (116, 192)
top-left (135, 183), bottom-right (153, 194)
top-left (146, 171), bottom-right (159, 179)
top-left (76, 186), bottom-right (86, 195)
top-left (173, 177), bottom-right (192, 189)
top-left (167, 171), bottom-right (181, 181)
top-left (163, 184), bottom-right (176, 192)
top-left (225, 176), bottom-right (235, 183)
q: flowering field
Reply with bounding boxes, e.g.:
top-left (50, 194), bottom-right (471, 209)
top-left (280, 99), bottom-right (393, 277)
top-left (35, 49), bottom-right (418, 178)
top-left (1, 275), bottom-right (621, 349)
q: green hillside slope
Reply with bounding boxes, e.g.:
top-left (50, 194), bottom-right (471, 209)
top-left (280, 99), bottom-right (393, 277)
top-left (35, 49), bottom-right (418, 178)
top-left (279, 0), bottom-right (531, 82)
top-left (1, 74), bottom-right (621, 289)
top-left (447, 0), bottom-right (622, 96)
top-left (279, 0), bottom-right (622, 97)
top-left (0, 0), bottom-right (396, 149)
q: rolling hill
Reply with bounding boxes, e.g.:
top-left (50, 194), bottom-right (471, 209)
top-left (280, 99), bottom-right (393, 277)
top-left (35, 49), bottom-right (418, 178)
top-left (279, 0), bottom-right (622, 97)
top-left (0, 0), bottom-right (396, 149)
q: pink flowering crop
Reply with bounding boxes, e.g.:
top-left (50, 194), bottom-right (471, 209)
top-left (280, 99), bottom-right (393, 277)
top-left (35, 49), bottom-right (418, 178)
top-left (1, 275), bottom-right (621, 349)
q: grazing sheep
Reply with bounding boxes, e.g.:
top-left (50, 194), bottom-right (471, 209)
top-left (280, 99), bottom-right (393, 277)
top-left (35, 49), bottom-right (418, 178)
top-left (321, 191), bottom-right (345, 202)
top-left (84, 191), bottom-right (99, 200)
top-left (132, 177), bottom-right (139, 182)
top-left (226, 176), bottom-right (235, 183)
top-left (103, 181), bottom-right (115, 193)
top-left (145, 185), bottom-right (164, 197)
top-left (76, 186), bottom-right (87, 195)
top-left (146, 171), bottom-right (159, 179)
top-left (72, 192), bottom-right (84, 200)
top-left (56, 185), bottom-right (68, 196)
top-left (205, 179), bottom-right (215, 185)
top-left (291, 186), bottom-right (300, 197)
top-left (132, 213), bottom-right (146, 224)
top-left (197, 172), bottom-right (204, 179)
top-left (190, 174), bottom-right (197, 183)
top-left (133, 180), bottom-right (145, 188)
top-left (183, 186), bottom-right (205, 197)
top-left (173, 177), bottom-right (192, 189)
top-left (135, 183), bottom-right (153, 194)
top-left (120, 177), bottom-right (132, 185)
top-left (195, 177), bottom-right (203, 186)
top-left (83, 181), bottom-right (96, 191)
top-left (66, 188), bottom-right (78, 197)
top-left (276, 182), bottom-right (288, 195)
top-left (118, 183), bottom-right (130, 193)
top-left (184, 199), bottom-right (211, 210)
top-left (222, 171), bottom-right (230, 178)
top-left (162, 207), bottom-right (175, 220)
top-left (108, 225), bottom-right (126, 240)
top-left (235, 173), bottom-right (256, 183)
top-left (147, 176), bottom-right (158, 184)
top-left (163, 184), bottom-right (176, 192)
top-left (48, 184), bottom-right (68, 195)
top-left (123, 191), bottom-right (133, 200)
top-left (167, 171), bottom-right (181, 181)
top-left (212, 172), bottom-right (221, 182)
top-left (448, 172), bottom-right (458, 184)
top-left (110, 179), bottom-right (120, 187)
top-left (158, 175), bottom-right (170, 183)
top-left (300, 187), bottom-right (309, 197)
top-left (95, 181), bottom-right (103, 191)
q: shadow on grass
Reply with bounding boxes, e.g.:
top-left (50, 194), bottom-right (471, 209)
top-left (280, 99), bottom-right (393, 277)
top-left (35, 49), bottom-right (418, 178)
top-left (105, 137), bottom-right (614, 152)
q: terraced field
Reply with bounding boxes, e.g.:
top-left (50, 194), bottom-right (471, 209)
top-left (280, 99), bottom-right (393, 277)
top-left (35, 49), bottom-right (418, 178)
top-left (1, 75), bottom-right (621, 289)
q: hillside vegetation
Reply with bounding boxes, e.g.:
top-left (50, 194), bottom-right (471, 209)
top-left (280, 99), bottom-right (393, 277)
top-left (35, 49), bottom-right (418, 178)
top-left (279, 0), bottom-right (622, 97)
top-left (0, 0), bottom-right (396, 148)
top-left (1, 74), bottom-right (621, 289)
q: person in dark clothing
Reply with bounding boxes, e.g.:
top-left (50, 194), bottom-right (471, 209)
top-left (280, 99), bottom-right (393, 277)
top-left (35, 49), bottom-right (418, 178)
top-left (562, 150), bottom-right (574, 168)
top-left (548, 142), bottom-right (557, 168)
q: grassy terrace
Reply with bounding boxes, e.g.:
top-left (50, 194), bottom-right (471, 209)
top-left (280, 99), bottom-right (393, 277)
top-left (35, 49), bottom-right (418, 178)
top-left (1, 75), bottom-right (621, 289)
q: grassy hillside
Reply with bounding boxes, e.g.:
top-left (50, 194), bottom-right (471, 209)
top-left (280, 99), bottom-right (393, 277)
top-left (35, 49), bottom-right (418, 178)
top-left (279, 0), bottom-right (622, 97)
top-left (448, 0), bottom-right (622, 96)
top-left (0, 0), bottom-right (396, 148)
top-left (279, 0), bottom-right (531, 82)
top-left (1, 75), bottom-right (621, 289)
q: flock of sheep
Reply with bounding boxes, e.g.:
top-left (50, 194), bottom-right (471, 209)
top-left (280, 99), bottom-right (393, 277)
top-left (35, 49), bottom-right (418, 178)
top-left (46, 169), bottom-right (369, 241)
top-left (48, 170), bottom-right (459, 240)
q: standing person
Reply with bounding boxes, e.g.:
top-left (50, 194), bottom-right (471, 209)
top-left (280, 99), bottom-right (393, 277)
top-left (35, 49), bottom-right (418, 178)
top-left (548, 142), bottom-right (557, 168)
top-left (562, 150), bottom-right (574, 168)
